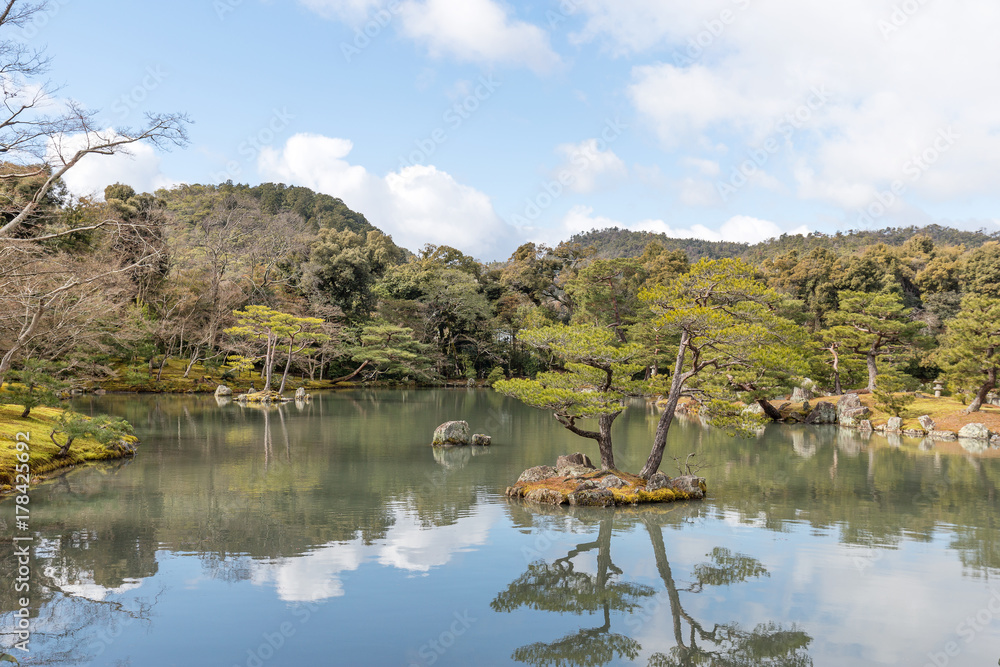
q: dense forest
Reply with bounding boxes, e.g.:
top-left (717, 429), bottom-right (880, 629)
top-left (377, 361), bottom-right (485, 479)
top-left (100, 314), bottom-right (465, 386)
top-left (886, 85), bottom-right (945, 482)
top-left (2, 175), bottom-right (999, 415)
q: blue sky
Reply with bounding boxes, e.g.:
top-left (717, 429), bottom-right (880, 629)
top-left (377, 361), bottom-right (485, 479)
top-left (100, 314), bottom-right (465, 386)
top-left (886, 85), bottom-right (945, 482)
top-left (31, 0), bottom-right (1000, 260)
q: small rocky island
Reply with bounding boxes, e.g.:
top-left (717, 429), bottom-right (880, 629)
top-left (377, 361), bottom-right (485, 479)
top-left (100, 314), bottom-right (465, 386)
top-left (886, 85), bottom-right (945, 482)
top-left (432, 421), bottom-right (492, 447)
top-left (506, 453), bottom-right (706, 507)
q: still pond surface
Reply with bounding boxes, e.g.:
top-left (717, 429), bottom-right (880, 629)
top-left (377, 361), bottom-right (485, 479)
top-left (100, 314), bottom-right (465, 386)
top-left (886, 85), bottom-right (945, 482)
top-left (2, 389), bottom-right (1000, 666)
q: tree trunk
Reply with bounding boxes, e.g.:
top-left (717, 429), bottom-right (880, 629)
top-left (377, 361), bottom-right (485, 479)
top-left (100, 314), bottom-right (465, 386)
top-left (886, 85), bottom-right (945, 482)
top-left (278, 339), bottom-right (294, 394)
top-left (866, 350), bottom-right (878, 392)
top-left (330, 360), bottom-right (370, 383)
top-left (264, 334), bottom-right (275, 390)
top-left (183, 347), bottom-right (201, 379)
top-left (640, 331), bottom-right (689, 479)
top-left (757, 398), bottom-right (783, 421)
top-left (156, 354), bottom-right (170, 381)
top-left (597, 414), bottom-right (616, 470)
top-left (965, 370), bottom-right (997, 414)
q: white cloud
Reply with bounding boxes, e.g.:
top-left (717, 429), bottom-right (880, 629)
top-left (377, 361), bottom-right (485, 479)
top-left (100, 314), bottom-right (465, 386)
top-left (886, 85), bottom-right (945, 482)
top-left (52, 132), bottom-right (178, 199)
top-left (553, 139), bottom-right (627, 194)
top-left (596, 0), bottom-right (1000, 210)
top-left (398, 0), bottom-right (561, 73)
top-left (258, 132), bottom-right (518, 259)
top-left (549, 205), bottom-right (808, 246)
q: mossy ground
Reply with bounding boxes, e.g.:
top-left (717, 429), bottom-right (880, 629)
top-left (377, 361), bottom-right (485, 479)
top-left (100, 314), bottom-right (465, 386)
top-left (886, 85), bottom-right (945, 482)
top-left (510, 469), bottom-right (703, 506)
top-left (0, 403), bottom-right (137, 493)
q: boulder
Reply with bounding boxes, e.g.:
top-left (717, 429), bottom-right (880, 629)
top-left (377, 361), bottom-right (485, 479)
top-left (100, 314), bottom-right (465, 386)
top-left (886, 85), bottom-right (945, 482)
top-left (556, 453), bottom-right (595, 470)
top-left (859, 420), bottom-right (873, 433)
top-left (903, 429), bottom-right (926, 438)
top-left (840, 406), bottom-right (872, 427)
top-left (294, 387), bottom-right (307, 400)
top-left (525, 488), bottom-right (566, 505)
top-left (557, 465), bottom-right (595, 478)
top-left (215, 384), bottom-right (233, 397)
top-left (518, 466), bottom-right (557, 483)
top-left (791, 386), bottom-right (814, 402)
top-left (574, 480), bottom-right (598, 491)
top-left (432, 421), bottom-right (471, 446)
top-left (918, 415), bottom-right (936, 431)
top-left (471, 434), bottom-right (492, 447)
top-left (837, 393), bottom-right (862, 419)
top-left (567, 488), bottom-right (615, 507)
top-left (668, 476), bottom-right (707, 499)
top-left (742, 402), bottom-right (765, 415)
top-left (804, 401), bottom-right (838, 425)
top-left (958, 423), bottom-right (991, 441)
top-left (991, 435), bottom-right (1000, 448)
top-left (886, 417), bottom-right (903, 433)
top-left (598, 474), bottom-right (627, 489)
top-left (645, 472), bottom-right (672, 492)
top-left (929, 430), bottom-right (958, 441)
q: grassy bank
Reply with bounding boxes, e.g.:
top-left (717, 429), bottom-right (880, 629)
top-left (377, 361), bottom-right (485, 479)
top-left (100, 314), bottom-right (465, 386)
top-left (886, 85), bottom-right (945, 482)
top-left (0, 404), bottom-right (138, 494)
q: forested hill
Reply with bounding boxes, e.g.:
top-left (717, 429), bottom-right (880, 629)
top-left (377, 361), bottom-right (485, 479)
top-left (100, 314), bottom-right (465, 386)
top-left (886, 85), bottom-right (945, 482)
top-left (570, 224), bottom-right (999, 263)
top-left (156, 181), bottom-right (378, 236)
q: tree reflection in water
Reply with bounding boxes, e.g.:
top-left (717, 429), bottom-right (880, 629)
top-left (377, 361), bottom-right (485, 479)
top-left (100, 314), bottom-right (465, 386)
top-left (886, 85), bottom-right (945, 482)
top-left (493, 511), bottom-right (814, 667)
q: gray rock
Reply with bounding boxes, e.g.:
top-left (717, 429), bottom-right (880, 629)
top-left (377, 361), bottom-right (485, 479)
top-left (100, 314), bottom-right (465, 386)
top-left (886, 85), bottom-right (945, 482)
top-left (598, 474), bottom-right (627, 489)
top-left (93, 388), bottom-right (107, 396)
top-left (525, 488), bottom-right (566, 505)
top-left (645, 472), bottom-right (672, 492)
top-left (929, 430), bottom-right (958, 441)
top-left (837, 393), bottom-right (862, 418)
top-left (432, 421), bottom-right (471, 446)
top-left (802, 400), bottom-right (811, 412)
top-left (667, 475), bottom-right (707, 499)
top-left (556, 464), bottom-right (595, 478)
top-left (918, 415), bottom-right (936, 431)
top-left (742, 402), bottom-right (765, 415)
top-left (840, 406), bottom-right (872, 427)
top-left (958, 423), bottom-right (991, 441)
top-left (518, 466), bottom-right (557, 483)
top-left (903, 429), bottom-right (926, 438)
top-left (556, 453), bottom-right (596, 470)
top-left (791, 386), bottom-right (814, 402)
top-left (294, 387), bottom-right (307, 400)
top-left (471, 434), bottom-right (492, 446)
top-left (992, 435), bottom-right (1000, 448)
top-left (805, 401), bottom-right (838, 425)
top-left (886, 417), bottom-right (903, 433)
top-left (215, 384), bottom-right (233, 397)
top-left (567, 488), bottom-right (615, 507)
top-left (859, 420), bottom-right (873, 433)
top-left (575, 480), bottom-right (598, 491)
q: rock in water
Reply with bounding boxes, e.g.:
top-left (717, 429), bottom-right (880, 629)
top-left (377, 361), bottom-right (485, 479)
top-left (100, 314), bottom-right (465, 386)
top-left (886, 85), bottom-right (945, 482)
top-left (668, 476), bottom-right (707, 499)
top-left (525, 488), bottom-right (566, 505)
top-left (295, 387), bottom-right (307, 400)
top-left (804, 401), bottom-right (837, 424)
top-left (567, 489), bottom-right (615, 507)
top-left (432, 421), bottom-right (471, 446)
top-left (958, 423), bottom-right (991, 441)
top-left (598, 474), bottom-right (627, 489)
top-left (645, 472), bottom-right (672, 492)
top-left (215, 385), bottom-right (233, 397)
top-left (471, 434), bottom-right (492, 446)
top-left (886, 417), bottom-right (903, 433)
top-left (556, 453), bottom-right (595, 470)
top-left (840, 407), bottom-right (872, 427)
top-left (518, 466), bottom-right (557, 483)
top-left (918, 415), bottom-right (936, 431)
top-left (836, 393), bottom-right (862, 420)
top-left (929, 430), bottom-right (958, 441)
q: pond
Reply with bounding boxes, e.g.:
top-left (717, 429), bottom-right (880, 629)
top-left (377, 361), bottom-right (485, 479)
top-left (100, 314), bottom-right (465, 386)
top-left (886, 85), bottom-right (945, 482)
top-left (2, 389), bottom-right (999, 666)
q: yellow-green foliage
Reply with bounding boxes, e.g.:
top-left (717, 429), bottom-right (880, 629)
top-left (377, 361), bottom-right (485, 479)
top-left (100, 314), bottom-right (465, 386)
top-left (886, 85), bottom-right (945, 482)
top-left (511, 468), bottom-right (702, 506)
top-left (0, 404), bottom-right (137, 491)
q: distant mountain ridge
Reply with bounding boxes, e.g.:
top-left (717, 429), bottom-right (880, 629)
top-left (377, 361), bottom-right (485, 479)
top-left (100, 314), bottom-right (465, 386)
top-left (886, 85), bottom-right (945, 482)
top-left (569, 225), bottom-right (999, 262)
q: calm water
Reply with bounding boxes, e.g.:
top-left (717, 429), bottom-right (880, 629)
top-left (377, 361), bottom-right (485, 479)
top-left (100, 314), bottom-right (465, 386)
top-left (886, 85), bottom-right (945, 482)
top-left (2, 390), bottom-right (1000, 667)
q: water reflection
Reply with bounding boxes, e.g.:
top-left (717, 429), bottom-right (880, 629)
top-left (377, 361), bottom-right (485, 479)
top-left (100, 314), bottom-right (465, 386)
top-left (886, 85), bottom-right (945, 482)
top-left (493, 511), bottom-right (813, 667)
